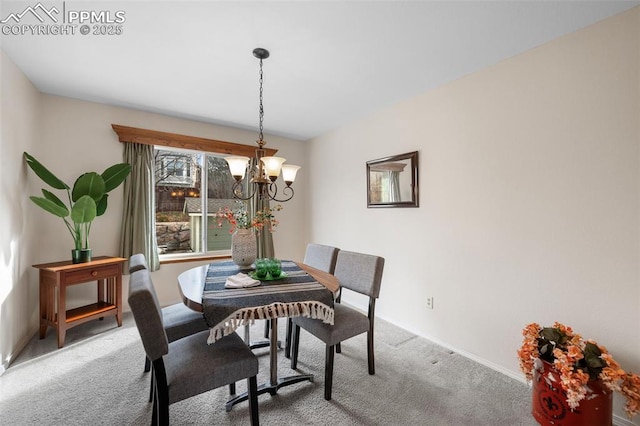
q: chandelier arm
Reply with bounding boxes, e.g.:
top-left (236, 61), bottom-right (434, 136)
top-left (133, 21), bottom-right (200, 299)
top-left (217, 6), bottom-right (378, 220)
top-left (232, 180), bottom-right (259, 201)
top-left (267, 183), bottom-right (294, 203)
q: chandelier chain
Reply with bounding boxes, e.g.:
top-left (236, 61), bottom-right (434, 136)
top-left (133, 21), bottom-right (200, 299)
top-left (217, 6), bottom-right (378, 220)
top-left (258, 57), bottom-right (264, 144)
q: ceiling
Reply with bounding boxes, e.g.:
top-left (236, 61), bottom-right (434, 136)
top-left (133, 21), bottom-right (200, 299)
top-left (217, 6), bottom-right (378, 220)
top-left (1, 1), bottom-right (638, 141)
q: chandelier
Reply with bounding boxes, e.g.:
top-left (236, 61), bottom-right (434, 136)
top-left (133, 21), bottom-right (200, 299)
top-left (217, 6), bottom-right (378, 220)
top-left (225, 48), bottom-right (300, 202)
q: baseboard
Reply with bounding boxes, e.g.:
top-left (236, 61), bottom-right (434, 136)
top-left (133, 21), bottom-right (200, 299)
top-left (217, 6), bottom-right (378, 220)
top-left (1, 327), bottom-right (38, 376)
top-left (386, 318), bottom-right (527, 384)
top-left (613, 415), bottom-right (637, 426)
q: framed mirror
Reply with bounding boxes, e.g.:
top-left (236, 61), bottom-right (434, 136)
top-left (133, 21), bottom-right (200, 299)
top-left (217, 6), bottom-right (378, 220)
top-left (366, 151), bottom-right (419, 208)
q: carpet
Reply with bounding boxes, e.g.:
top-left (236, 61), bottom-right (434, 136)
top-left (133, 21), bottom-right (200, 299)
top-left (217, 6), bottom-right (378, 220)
top-left (0, 313), bottom-right (536, 425)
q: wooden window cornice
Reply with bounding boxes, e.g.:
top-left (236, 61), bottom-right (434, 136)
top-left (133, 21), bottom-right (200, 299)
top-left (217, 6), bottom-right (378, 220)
top-left (111, 124), bottom-right (278, 157)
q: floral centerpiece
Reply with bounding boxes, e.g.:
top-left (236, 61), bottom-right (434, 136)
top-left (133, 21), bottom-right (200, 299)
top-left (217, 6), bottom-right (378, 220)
top-left (214, 202), bottom-right (283, 234)
top-left (518, 322), bottom-right (640, 419)
top-left (214, 201), bottom-right (282, 267)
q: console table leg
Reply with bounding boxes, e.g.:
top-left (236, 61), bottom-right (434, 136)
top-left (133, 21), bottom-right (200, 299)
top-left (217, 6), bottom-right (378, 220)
top-left (115, 275), bottom-right (123, 326)
top-left (57, 328), bottom-right (66, 349)
top-left (39, 271), bottom-right (55, 339)
top-left (57, 282), bottom-right (66, 348)
top-left (39, 276), bottom-right (47, 339)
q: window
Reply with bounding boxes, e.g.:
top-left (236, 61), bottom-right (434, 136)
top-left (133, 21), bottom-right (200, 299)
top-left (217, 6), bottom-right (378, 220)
top-left (111, 123), bottom-right (279, 262)
top-left (154, 147), bottom-right (240, 256)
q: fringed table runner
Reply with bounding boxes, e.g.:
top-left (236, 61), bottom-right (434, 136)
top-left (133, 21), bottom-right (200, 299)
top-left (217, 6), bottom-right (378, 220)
top-left (203, 260), bottom-right (334, 344)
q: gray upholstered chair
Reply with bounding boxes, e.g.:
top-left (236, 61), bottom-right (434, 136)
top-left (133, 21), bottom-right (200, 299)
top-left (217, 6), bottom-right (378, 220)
top-left (303, 243), bottom-right (340, 274)
top-left (129, 253), bottom-right (149, 273)
top-left (290, 250), bottom-right (385, 400)
top-left (129, 254), bottom-right (219, 401)
top-left (284, 244), bottom-right (339, 358)
top-left (128, 254), bottom-right (209, 374)
top-left (128, 268), bottom-right (259, 426)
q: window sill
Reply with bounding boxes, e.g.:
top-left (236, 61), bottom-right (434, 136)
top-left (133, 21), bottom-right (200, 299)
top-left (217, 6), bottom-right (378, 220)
top-left (159, 254), bottom-right (231, 265)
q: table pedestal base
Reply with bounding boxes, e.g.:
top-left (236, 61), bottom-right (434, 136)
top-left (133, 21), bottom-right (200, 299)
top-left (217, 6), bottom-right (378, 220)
top-left (227, 318), bottom-right (312, 411)
top-left (225, 374), bottom-right (314, 411)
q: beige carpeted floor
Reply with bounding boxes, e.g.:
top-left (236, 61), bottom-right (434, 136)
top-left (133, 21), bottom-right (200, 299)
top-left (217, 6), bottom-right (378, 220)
top-left (0, 313), bottom-right (536, 425)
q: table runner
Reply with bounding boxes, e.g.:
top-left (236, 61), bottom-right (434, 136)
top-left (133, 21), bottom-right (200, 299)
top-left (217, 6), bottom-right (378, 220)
top-left (203, 260), bottom-right (334, 344)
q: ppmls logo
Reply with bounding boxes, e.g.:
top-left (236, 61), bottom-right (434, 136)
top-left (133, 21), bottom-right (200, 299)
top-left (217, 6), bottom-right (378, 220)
top-left (1, 3), bottom-right (60, 24)
top-left (1, 2), bottom-right (126, 36)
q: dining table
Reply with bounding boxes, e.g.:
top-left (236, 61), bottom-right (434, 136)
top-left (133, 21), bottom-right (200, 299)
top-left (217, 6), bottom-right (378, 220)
top-left (178, 259), bottom-right (339, 411)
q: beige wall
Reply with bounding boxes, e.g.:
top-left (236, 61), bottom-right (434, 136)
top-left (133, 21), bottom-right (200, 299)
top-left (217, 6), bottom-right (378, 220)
top-left (308, 8), bottom-right (640, 424)
top-left (0, 50), bottom-right (42, 371)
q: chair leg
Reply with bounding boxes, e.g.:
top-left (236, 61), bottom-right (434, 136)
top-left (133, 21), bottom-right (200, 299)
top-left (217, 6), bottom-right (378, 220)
top-left (284, 318), bottom-right (293, 358)
top-left (324, 344), bottom-right (335, 401)
top-left (153, 362), bottom-right (170, 426)
top-left (229, 382), bottom-right (236, 395)
top-left (248, 375), bottom-right (259, 426)
top-left (148, 371), bottom-right (154, 402)
top-left (144, 356), bottom-right (151, 373)
top-left (367, 330), bottom-right (375, 375)
top-left (158, 395), bottom-right (169, 426)
top-left (336, 342), bottom-right (341, 353)
top-left (290, 324), bottom-right (300, 369)
top-left (367, 299), bottom-right (377, 375)
top-left (151, 382), bottom-right (158, 426)
top-left (151, 370), bottom-right (162, 426)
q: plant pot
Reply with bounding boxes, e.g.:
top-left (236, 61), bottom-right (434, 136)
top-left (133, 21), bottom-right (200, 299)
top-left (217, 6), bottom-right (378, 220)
top-left (71, 249), bottom-right (92, 264)
top-left (532, 359), bottom-right (612, 426)
top-left (231, 228), bottom-right (256, 268)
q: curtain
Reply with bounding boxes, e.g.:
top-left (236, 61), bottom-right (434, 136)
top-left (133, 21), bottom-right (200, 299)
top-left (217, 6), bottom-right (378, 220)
top-left (120, 143), bottom-right (160, 271)
top-left (388, 170), bottom-right (401, 202)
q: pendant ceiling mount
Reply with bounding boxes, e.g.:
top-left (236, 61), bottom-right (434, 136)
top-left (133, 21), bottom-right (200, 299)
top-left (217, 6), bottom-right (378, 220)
top-left (253, 48), bottom-right (270, 60)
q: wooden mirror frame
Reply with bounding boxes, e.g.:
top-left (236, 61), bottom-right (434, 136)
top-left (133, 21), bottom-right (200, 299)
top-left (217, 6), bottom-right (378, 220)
top-left (366, 151), bottom-right (419, 208)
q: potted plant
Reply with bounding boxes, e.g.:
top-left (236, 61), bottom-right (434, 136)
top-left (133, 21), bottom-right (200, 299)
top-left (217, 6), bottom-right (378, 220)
top-left (24, 152), bottom-right (131, 263)
top-left (518, 322), bottom-right (640, 425)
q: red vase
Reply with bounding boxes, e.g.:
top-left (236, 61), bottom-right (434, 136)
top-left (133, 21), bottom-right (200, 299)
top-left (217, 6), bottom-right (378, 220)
top-left (532, 359), bottom-right (612, 426)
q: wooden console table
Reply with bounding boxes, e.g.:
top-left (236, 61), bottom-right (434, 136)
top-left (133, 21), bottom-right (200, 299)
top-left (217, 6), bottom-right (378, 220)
top-left (33, 256), bottom-right (126, 348)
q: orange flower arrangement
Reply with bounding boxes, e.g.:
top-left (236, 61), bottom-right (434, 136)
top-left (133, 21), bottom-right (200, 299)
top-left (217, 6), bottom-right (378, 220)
top-left (518, 322), bottom-right (640, 419)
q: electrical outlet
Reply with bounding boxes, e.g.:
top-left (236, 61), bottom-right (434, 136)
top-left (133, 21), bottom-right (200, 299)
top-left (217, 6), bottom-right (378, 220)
top-left (426, 297), bottom-right (434, 309)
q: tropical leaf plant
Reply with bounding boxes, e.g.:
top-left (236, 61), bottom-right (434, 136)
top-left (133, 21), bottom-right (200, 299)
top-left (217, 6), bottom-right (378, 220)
top-left (24, 152), bottom-right (131, 250)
